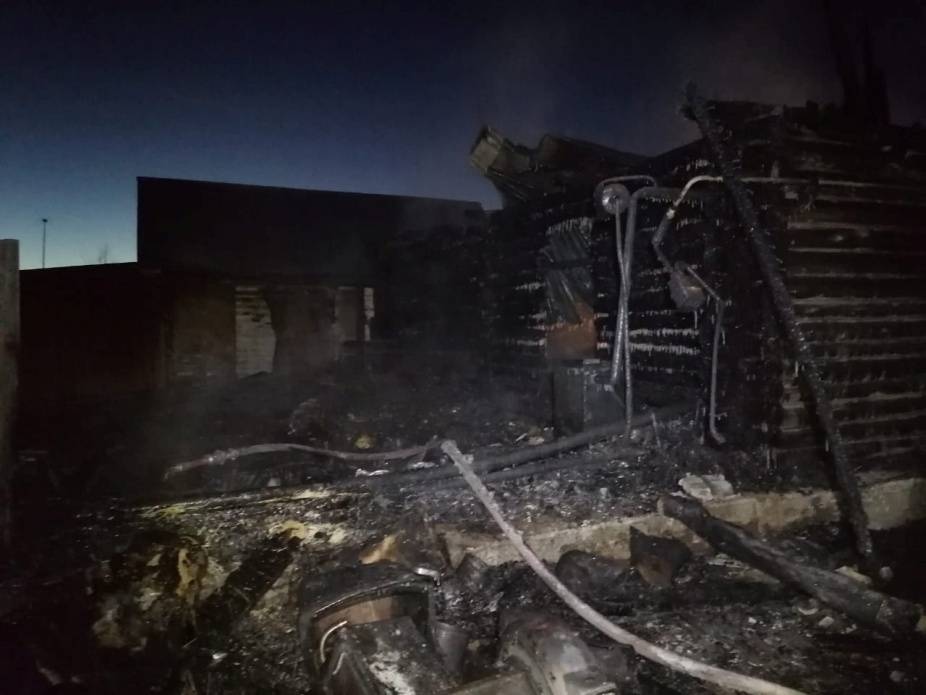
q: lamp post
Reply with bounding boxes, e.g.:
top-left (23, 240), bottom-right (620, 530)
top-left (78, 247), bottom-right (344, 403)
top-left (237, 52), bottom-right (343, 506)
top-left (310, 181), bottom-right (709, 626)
top-left (41, 218), bottom-right (48, 269)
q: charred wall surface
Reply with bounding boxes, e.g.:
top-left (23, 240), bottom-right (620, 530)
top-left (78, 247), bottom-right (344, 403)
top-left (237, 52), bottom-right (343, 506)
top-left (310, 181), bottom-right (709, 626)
top-left (483, 200), bottom-right (583, 376)
top-left (722, 104), bottom-right (926, 473)
top-left (477, 102), bottom-right (926, 477)
top-left (640, 102), bottom-right (926, 475)
top-left (377, 221), bottom-right (488, 367)
top-left (19, 263), bottom-right (165, 415)
top-left (166, 274), bottom-right (236, 384)
top-left (478, 192), bottom-right (723, 433)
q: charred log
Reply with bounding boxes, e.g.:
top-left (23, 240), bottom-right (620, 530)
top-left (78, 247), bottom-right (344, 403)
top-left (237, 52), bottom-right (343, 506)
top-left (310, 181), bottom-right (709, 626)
top-left (686, 83), bottom-right (876, 565)
top-left (661, 495), bottom-right (924, 638)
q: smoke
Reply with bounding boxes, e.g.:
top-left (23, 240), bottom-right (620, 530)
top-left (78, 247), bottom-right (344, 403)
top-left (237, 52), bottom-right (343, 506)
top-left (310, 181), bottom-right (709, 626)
top-left (469, 7), bottom-right (578, 147)
top-left (460, 1), bottom-right (925, 159)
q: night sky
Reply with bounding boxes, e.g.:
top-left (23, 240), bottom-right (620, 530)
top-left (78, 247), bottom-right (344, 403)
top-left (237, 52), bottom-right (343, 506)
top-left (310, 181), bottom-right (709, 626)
top-left (4, 1), bottom-right (925, 269)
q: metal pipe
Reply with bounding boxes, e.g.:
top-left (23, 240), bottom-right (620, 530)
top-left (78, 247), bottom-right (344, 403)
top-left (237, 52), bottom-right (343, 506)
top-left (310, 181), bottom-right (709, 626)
top-left (707, 300), bottom-right (726, 445)
top-left (609, 210), bottom-right (625, 383)
top-left (679, 263), bottom-right (727, 445)
top-left (652, 174), bottom-right (912, 267)
top-left (595, 176), bottom-right (658, 395)
top-left (634, 170), bottom-right (922, 447)
top-left (613, 187), bottom-right (681, 429)
top-left (597, 174), bottom-right (658, 189)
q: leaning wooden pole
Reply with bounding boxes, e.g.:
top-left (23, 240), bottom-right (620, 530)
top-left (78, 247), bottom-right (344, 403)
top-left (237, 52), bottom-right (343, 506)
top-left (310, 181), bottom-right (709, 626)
top-left (0, 240), bottom-right (20, 549)
top-left (685, 84), bottom-right (875, 566)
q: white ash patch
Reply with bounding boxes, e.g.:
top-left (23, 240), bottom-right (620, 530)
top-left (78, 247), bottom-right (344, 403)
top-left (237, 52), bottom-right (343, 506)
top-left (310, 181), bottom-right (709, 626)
top-left (367, 648), bottom-right (416, 695)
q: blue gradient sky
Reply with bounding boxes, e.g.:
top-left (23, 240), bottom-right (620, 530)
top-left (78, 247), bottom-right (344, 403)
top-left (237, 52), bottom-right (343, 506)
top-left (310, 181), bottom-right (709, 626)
top-left (3, 0), bottom-right (924, 268)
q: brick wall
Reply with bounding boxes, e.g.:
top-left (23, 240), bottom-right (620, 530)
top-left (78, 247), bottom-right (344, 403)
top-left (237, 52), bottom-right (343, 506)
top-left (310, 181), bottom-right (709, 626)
top-left (167, 277), bottom-right (235, 384)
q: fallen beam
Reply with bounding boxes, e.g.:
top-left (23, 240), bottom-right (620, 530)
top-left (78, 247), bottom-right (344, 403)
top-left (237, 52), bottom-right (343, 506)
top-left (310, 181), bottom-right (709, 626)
top-left (661, 494), bottom-right (924, 638)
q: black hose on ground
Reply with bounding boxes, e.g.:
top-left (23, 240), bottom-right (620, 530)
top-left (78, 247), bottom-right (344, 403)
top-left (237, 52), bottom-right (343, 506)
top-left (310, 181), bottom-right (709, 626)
top-left (353, 401), bottom-right (691, 490)
top-left (130, 403), bottom-right (690, 514)
top-left (424, 449), bottom-right (643, 491)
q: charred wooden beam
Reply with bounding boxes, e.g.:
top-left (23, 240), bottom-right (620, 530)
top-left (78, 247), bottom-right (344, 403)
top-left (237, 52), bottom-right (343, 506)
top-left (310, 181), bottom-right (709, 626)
top-left (661, 495), bottom-right (924, 639)
top-left (686, 84), bottom-right (876, 565)
top-left (470, 126), bottom-right (643, 206)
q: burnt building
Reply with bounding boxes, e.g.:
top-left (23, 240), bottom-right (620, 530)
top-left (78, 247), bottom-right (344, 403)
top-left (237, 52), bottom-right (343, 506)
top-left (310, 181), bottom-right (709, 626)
top-left (19, 104), bottom-right (926, 486)
top-left (8, 98), bottom-right (926, 695)
top-left (478, 99), bottom-right (926, 480)
top-left (19, 178), bottom-right (486, 414)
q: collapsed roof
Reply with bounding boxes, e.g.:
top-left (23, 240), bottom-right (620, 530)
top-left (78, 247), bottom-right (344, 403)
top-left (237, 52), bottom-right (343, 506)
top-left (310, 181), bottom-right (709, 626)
top-left (470, 126), bottom-right (644, 205)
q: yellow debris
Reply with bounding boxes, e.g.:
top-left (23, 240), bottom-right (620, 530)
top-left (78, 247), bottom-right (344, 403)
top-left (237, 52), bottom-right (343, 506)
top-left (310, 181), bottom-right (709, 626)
top-left (175, 545), bottom-right (208, 602)
top-left (354, 433), bottom-right (375, 449)
top-left (360, 533), bottom-right (399, 564)
top-left (269, 519), bottom-right (310, 540)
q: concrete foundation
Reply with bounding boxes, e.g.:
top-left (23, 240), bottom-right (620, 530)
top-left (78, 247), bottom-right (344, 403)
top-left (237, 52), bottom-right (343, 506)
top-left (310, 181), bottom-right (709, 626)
top-left (441, 474), bottom-right (926, 567)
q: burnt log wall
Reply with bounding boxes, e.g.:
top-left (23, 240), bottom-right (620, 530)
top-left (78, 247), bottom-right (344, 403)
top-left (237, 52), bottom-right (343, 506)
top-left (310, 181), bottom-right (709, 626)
top-left (478, 191), bottom-right (724, 421)
top-left (702, 104), bottom-right (926, 474)
top-left (770, 135), bottom-right (926, 472)
top-left (375, 222), bottom-right (488, 375)
top-left (482, 200), bottom-right (600, 378)
top-left (613, 202), bottom-right (716, 408)
top-left (479, 103), bottom-right (926, 478)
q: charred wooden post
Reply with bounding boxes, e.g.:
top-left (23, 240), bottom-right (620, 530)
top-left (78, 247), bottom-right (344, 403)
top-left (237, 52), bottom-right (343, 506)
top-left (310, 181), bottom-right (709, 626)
top-left (0, 240), bottom-right (19, 549)
top-left (662, 495), bottom-right (924, 638)
top-left (685, 84), bottom-right (876, 565)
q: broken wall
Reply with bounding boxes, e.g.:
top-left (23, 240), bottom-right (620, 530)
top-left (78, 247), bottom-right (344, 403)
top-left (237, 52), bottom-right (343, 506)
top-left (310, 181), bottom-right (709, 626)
top-left (477, 102), bottom-right (926, 478)
top-left (636, 102), bottom-right (926, 474)
top-left (166, 275), bottom-right (236, 384)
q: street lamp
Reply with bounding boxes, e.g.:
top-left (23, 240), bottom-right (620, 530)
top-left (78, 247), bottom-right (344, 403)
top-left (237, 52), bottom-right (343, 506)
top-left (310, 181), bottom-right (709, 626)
top-left (41, 218), bottom-right (48, 269)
